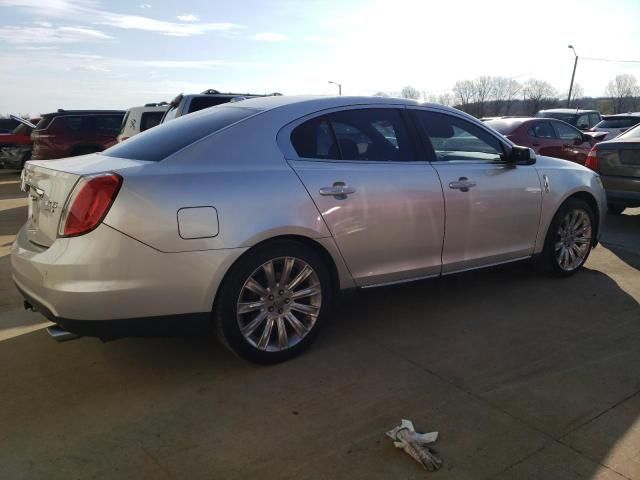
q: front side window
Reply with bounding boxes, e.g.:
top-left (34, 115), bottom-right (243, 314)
top-left (528, 121), bottom-right (556, 139)
top-left (554, 122), bottom-right (582, 142)
top-left (327, 109), bottom-right (414, 161)
top-left (576, 114), bottom-right (590, 130)
top-left (416, 111), bottom-right (504, 162)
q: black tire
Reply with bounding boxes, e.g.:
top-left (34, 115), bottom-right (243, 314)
top-left (214, 240), bottom-right (334, 364)
top-left (607, 203), bottom-right (625, 215)
top-left (538, 197), bottom-right (595, 277)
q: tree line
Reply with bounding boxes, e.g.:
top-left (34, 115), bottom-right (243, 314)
top-left (379, 74), bottom-right (640, 117)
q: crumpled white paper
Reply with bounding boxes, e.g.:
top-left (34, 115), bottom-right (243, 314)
top-left (386, 419), bottom-right (442, 471)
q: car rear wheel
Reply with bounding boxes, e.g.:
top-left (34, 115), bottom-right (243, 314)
top-left (539, 198), bottom-right (595, 277)
top-left (607, 203), bottom-right (625, 215)
top-left (214, 240), bottom-right (333, 364)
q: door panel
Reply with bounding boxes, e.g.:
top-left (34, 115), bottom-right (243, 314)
top-left (413, 109), bottom-right (542, 273)
top-left (291, 160), bottom-right (445, 285)
top-left (433, 163), bottom-right (542, 272)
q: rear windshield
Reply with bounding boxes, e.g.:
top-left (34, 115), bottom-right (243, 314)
top-left (596, 117), bottom-right (640, 129)
top-left (484, 119), bottom-right (524, 134)
top-left (537, 112), bottom-right (576, 124)
top-left (103, 106), bottom-right (260, 162)
top-left (618, 124), bottom-right (640, 140)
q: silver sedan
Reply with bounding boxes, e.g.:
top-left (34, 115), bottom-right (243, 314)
top-left (12, 96), bottom-right (606, 363)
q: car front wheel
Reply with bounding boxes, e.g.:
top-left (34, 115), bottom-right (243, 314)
top-left (214, 240), bottom-right (333, 364)
top-left (539, 198), bottom-right (595, 277)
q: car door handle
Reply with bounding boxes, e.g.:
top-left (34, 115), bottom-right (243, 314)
top-left (448, 177), bottom-right (476, 192)
top-left (319, 182), bottom-right (356, 198)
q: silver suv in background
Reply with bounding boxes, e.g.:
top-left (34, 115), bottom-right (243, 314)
top-left (117, 102), bottom-right (169, 143)
top-left (160, 89), bottom-right (281, 123)
top-left (591, 113), bottom-right (640, 141)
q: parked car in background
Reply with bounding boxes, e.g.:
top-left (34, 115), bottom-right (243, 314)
top-left (585, 123), bottom-right (640, 214)
top-left (535, 109), bottom-right (602, 131)
top-left (161, 89), bottom-right (280, 123)
top-left (485, 117), bottom-right (606, 165)
top-left (13, 96), bottom-right (605, 363)
top-left (117, 102), bottom-right (169, 143)
top-left (590, 113), bottom-right (640, 141)
top-left (0, 117), bottom-right (21, 134)
top-left (31, 110), bottom-right (125, 160)
top-left (0, 116), bottom-right (39, 168)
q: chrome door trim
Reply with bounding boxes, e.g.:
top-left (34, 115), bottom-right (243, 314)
top-left (442, 255), bottom-right (532, 276)
top-left (360, 272), bottom-right (440, 289)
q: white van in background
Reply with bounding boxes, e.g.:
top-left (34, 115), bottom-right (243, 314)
top-left (117, 103), bottom-right (169, 143)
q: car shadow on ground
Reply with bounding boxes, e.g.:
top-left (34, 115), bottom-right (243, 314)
top-left (601, 210), bottom-right (640, 271)
top-left (1, 259), bottom-right (639, 479)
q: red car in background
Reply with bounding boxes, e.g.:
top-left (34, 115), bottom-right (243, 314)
top-left (484, 117), bottom-right (607, 165)
top-left (0, 116), bottom-right (39, 168)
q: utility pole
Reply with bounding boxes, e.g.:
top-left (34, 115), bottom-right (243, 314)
top-left (567, 45), bottom-right (578, 107)
top-left (328, 80), bottom-right (342, 96)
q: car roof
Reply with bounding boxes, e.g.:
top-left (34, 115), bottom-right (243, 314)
top-left (602, 112), bottom-right (640, 118)
top-left (42, 110), bottom-right (126, 117)
top-left (538, 108), bottom-right (597, 114)
top-left (219, 95), bottom-right (431, 118)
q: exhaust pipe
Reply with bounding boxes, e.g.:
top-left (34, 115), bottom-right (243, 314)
top-left (47, 326), bottom-right (81, 342)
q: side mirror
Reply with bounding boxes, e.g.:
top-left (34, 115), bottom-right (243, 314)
top-left (508, 145), bottom-right (536, 165)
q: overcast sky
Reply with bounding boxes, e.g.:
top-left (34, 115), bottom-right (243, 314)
top-left (1, 0), bottom-right (639, 115)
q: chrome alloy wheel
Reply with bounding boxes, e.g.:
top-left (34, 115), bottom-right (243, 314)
top-left (554, 208), bottom-right (592, 272)
top-left (236, 257), bottom-right (322, 352)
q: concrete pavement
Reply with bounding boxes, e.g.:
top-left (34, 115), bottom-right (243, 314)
top-left (1, 168), bottom-right (639, 479)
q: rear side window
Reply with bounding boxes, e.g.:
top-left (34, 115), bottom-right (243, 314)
top-left (528, 121), bottom-right (556, 139)
top-left (140, 111), bottom-right (165, 132)
top-left (589, 113), bottom-right (601, 127)
top-left (416, 111), bottom-right (504, 162)
top-left (291, 117), bottom-right (337, 159)
top-left (290, 108), bottom-right (415, 161)
top-left (188, 96), bottom-right (232, 114)
top-left (103, 106), bottom-right (260, 162)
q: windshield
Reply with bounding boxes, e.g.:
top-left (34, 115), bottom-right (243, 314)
top-left (103, 106), bottom-right (260, 161)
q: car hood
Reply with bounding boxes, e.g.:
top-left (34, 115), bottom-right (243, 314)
top-left (534, 154), bottom-right (593, 173)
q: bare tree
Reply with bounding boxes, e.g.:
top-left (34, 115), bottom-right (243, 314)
top-left (453, 80), bottom-right (475, 113)
top-left (437, 93), bottom-right (453, 107)
top-left (605, 74), bottom-right (639, 113)
top-left (489, 77), bottom-right (522, 115)
top-left (473, 76), bottom-right (494, 117)
top-left (400, 85), bottom-right (421, 100)
top-left (523, 79), bottom-right (557, 114)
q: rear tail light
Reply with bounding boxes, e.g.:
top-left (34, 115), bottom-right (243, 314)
top-left (58, 173), bottom-right (122, 237)
top-left (585, 147), bottom-right (599, 171)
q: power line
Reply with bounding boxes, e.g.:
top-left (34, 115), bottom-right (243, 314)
top-left (581, 57), bottom-right (640, 64)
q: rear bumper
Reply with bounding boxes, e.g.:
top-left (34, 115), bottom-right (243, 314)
top-left (603, 176), bottom-right (640, 207)
top-left (11, 223), bottom-right (246, 328)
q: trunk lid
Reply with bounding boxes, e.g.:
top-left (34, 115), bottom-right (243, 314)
top-left (597, 139), bottom-right (640, 178)
top-left (21, 154), bottom-right (150, 247)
